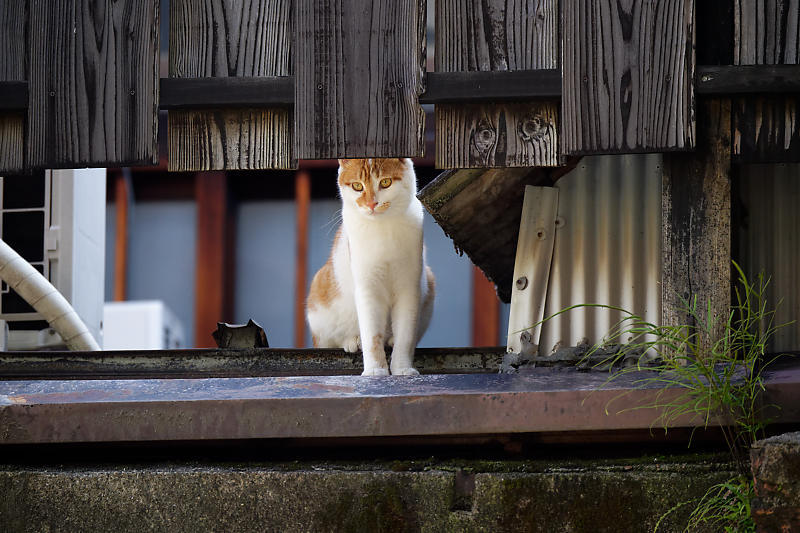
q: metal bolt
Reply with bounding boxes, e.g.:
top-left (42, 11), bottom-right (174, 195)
top-left (516, 276), bottom-right (528, 290)
top-left (316, 83), bottom-right (323, 90)
top-left (49, 91), bottom-right (55, 97)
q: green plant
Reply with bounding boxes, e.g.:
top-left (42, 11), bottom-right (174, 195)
top-left (531, 262), bottom-right (790, 531)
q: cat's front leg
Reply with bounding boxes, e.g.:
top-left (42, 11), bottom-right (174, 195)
top-left (389, 287), bottom-right (421, 376)
top-left (353, 286), bottom-right (390, 376)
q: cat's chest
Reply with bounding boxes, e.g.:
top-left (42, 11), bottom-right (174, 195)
top-left (344, 219), bottom-right (421, 264)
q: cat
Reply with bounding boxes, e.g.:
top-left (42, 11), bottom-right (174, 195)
top-left (307, 158), bottom-right (435, 376)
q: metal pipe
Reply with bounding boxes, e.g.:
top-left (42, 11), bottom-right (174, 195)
top-left (0, 239), bottom-right (100, 351)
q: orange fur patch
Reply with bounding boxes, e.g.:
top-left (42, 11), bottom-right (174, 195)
top-left (307, 230), bottom-right (341, 312)
top-left (370, 334), bottom-right (384, 353)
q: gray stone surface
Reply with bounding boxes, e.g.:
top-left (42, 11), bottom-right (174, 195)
top-left (751, 431), bottom-right (800, 532)
top-left (0, 456), bottom-right (735, 532)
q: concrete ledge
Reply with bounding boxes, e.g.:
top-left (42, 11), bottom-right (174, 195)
top-left (751, 431), bottom-right (800, 531)
top-left (1, 365), bottom-right (799, 444)
top-left (0, 456), bottom-right (736, 532)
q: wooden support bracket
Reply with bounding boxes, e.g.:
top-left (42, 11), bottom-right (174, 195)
top-left (506, 186), bottom-right (559, 356)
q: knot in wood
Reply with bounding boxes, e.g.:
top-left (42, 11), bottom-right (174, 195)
top-left (518, 115), bottom-right (547, 141)
top-left (470, 119), bottom-right (497, 155)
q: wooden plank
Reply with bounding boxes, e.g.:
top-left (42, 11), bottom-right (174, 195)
top-left (662, 99), bottom-right (731, 354)
top-left (294, 171), bottom-right (310, 348)
top-left (194, 172), bottom-right (233, 348)
top-left (435, 102), bottom-right (557, 168)
top-left (294, 0), bottom-right (426, 159)
top-left (421, 70), bottom-right (561, 103)
top-left (506, 185), bottom-right (559, 356)
top-left (562, 0), bottom-right (695, 155)
top-left (169, 0), bottom-right (294, 171)
top-left (435, 0), bottom-right (558, 168)
top-left (734, 0), bottom-right (800, 162)
top-left (26, 0), bottom-right (159, 169)
top-left (472, 266), bottom-right (500, 346)
top-left (113, 172), bottom-right (130, 302)
top-left (0, 0), bottom-right (26, 173)
top-left (160, 77), bottom-right (294, 109)
top-left (697, 65), bottom-right (800, 94)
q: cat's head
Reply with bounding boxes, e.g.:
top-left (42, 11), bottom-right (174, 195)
top-left (337, 158), bottom-right (416, 217)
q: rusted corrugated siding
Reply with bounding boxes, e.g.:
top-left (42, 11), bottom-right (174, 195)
top-left (537, 155), bottom-right (663, 355)
top-left (736, 163), bottom-right (800, 353)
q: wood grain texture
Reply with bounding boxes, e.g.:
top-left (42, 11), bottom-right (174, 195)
top-left (435, 0), bottom-right (558, 168)
top-left (26, 0), bottom-right (159, 169)
top-left (294, 0), bottom-right (426, 159)
top-left (169, 0), bottom-right (293, 171)
top-left (734, 0), bottom-right (800, 161)
top-left (0, 0), bottom-right (26, 172)
top-left (436, 102), bottom-right (557, 168)
top-left (562, 0), bottom-right (695, 155)
top-left (662, 100), bottom-right (731, 356)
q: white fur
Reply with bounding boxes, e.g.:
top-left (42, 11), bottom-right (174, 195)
top-left (307, 159), bottom-right (434, 376)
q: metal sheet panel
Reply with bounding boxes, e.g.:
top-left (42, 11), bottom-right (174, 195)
top-left (536, 155), bottom-right (663, 355)
top-left (737, 164), bottom-right (800, 353)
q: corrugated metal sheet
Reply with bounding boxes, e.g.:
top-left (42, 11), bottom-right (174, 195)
top-left (736, 164), bottom-right (800, 353)
top-left (537, 155), bottom-right (662, 355)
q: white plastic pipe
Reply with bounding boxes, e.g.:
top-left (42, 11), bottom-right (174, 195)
top-left (0, 239), bottom-right (100, 351)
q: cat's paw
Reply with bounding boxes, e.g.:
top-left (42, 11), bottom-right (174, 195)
top-left (361, 366), bottom-right (390, 377)
top-left (342, 336), bottom-right (361, 353)
top-left (391, 367), bottom-right (420, 376)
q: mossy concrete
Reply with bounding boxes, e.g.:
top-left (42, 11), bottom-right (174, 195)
top-left (0, 455), bottom-right (735, 532)
top-left (751, 431), bottom-right (800, 531)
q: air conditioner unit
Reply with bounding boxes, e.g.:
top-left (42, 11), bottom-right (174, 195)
top-left (103, 300), bottom-right (185, 350)
top-left (0, 169), bottom-right (106, 350)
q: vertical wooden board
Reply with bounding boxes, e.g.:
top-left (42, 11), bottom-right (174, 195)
top-left (662, 100), bottom-right (731, 355)
top-left (734, 0), bottom-right (800, 161)
top-left (0, 0), bottom-right (26, 172)
top-left (168, 0), bottom-right (294, 171)
top-left (435, 0), bottom-right (559, 168)
top-left (294, 0), bottom-right (426, 159)
top-left (506, 185), bottom-right (558, 356)
top-left (435, 0), bottom-right (558, 72)
top-left (27, 0), bottom-right (159, 169)
top-left (562, 0), bottom-right (695, 155)
top-left (436, 102), bottom-right (558, 168)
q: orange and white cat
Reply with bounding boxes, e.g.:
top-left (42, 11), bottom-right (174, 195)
top-left (307, 158), bottom-right (435, 376)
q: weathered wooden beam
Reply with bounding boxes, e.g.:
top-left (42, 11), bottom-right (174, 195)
top-left (159, 77), bottom-right (294, 109)
top-left (563, 0), bottom-right (695, 155)
top-left (697, 65), bottom-right (800, 94)
top-left (733, 0), bottom-right (800, 162)
top-left (471, 267), bottom-right (500, 346)
top-left (662, 99), bottom-right (731, 354)
top-left (194, 172), bottom-right (234, 348)
top-left (294, 0), bottom-right (426, 159)
top-left (168, 0), bottom-right (294, 171)
top-left (435, 0), bottom-right (559, 168)
top-left (26, 0), bottom-right (159, 169)
top-left (421, 70), bottom-right (561, 103)
top-left (0, 1), bottom-right (26, 173)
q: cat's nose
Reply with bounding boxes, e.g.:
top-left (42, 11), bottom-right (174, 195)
top-left (368, 201), bottom-right (378, 211)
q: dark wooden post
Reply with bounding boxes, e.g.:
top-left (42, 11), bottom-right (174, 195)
top-left (294, 0), bottom-right (426, 158)
top-left (562, 0), bottom-right (695, 154)
top-left (113, 172), bottom-right (130, 302)
top-left (294, 170), bottom-right (310, 348)
top-left (662, 100), bottom-right (732, 354)
top-left (472, 266), bottom-right (500, 346)
top-left (194, 172), bottom-right (234, 348)
top-left (0, 0), bottom-right (25, 172)
top-left (26, 0), bottom-right (159, 169)
top-left (435, 0), bottom-right (559, 168)
top-left (169, 0), bottom-right (294, 171)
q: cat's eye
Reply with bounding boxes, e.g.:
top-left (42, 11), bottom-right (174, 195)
top-left (351, 182), bottom-right (364, 191)
top-left (379, 178), bottom-right (392, 189)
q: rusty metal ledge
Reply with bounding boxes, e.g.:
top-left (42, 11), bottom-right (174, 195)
top-left (0, 347), bottom-right (505, 380)
top-left (1, 364), bottom-right (798, 445)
